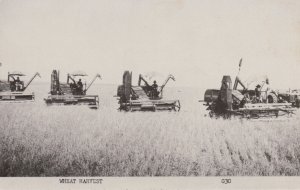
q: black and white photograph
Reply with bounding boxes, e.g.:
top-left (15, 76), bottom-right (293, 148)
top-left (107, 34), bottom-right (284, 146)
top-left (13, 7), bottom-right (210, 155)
top-left (1, 0), bottom-right (300, 189)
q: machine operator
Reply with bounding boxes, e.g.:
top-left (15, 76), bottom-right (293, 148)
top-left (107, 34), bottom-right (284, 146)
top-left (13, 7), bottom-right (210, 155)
top-left (151, 80), bottom-right (159, 98)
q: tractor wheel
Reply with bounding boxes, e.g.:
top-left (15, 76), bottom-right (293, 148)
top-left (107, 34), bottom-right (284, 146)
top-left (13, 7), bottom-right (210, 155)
top-left (296, 97), bottom-right (300, 108)
top-left (123, 71), bottom-right (132, 101)
top-left (267, 93), bottom-right (278, 103)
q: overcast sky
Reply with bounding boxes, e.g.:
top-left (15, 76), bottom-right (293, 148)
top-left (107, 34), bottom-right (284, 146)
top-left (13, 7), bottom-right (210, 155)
top-left (0, 0), bottom-right (300, 89)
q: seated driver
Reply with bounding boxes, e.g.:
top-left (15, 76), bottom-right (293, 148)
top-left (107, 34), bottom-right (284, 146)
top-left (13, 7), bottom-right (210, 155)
top-left (77, 79), bottom-right (83, 94)
top-left (255, 84), bottom-right (262, 103)
top-left (14, 77), bottom-right (22, 91)
top-left (70, 81), bottom-right (76, 89)
top-left (151, 80), bottom-right (159, 98)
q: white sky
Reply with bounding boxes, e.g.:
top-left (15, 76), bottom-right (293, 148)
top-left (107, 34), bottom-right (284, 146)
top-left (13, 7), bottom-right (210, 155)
top-left (0, 0), bottom-right (300, 89)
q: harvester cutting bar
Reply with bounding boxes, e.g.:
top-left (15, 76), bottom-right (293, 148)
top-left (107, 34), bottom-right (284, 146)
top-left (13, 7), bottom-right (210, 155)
top-left (44, 95), bottom-right (99, 109)
top-left (123, 99), bottom-right (180, 111)
top-left (243, 103), bottom-right (292, 109)
top-left (229, 110), bottom-right (280, 119)
top-left (238, 107), bottom-right (295, 112)
top-left (241, 103), bottom-right (295, 113)
top-left (227, 103), bottom-right (295, 119)
top-left (0, 92), bottom-right (35, 102)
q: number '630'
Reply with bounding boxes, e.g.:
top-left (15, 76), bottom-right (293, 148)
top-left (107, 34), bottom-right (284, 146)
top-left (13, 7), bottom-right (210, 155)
top-left (221, 179), bottom-right (231, 184)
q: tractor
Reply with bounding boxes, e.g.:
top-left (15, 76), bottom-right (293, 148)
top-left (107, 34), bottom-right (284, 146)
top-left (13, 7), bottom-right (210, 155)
top-left (275, 90), bottom-right (300, 108)
top-left (0, 71), bottom-right (41, 102)
top-left (202, 59), bottom-right (296, 119)
top-left (44, 70), bottom-right (101, 109)
top-left (116, 71), bottom-right (181, 111)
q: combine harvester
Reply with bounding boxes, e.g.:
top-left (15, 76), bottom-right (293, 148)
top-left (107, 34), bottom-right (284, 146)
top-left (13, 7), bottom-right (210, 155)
top-left (0, 69), bottom-right (41, 102)
top-left (44, 70), bottom-right (101, 109)
top-left (116, 71), bottom-right (180, 111)
top-left (202, 59), bottom-right (296, 119)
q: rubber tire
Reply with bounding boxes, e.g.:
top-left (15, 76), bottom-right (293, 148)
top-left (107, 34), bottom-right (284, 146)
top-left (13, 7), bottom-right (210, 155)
top-left (267, 93), bottom-right (278, 103)
top-left (296, 97), bottom-right (300, 108)
top-left (123, 71), bottom-right (132, 101)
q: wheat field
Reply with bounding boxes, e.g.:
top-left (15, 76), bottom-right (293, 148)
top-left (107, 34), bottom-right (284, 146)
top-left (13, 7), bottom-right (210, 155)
top-left (0, 84), bottom-right (300, 176)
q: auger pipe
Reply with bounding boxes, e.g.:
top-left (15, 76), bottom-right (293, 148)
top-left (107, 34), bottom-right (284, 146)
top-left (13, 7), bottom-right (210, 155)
top-left (67, 74), bottom-right (76, 84)
top-left (138, 74), bottom-right (151, 87)
top-left (233, 58), bottom-right (247, 90)
top-left (24, 72), bottom-right (41, 90)
top-left (159, 74), bottom-right (175, 98)
top-left (85, 74), bottom-right (101, 93)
